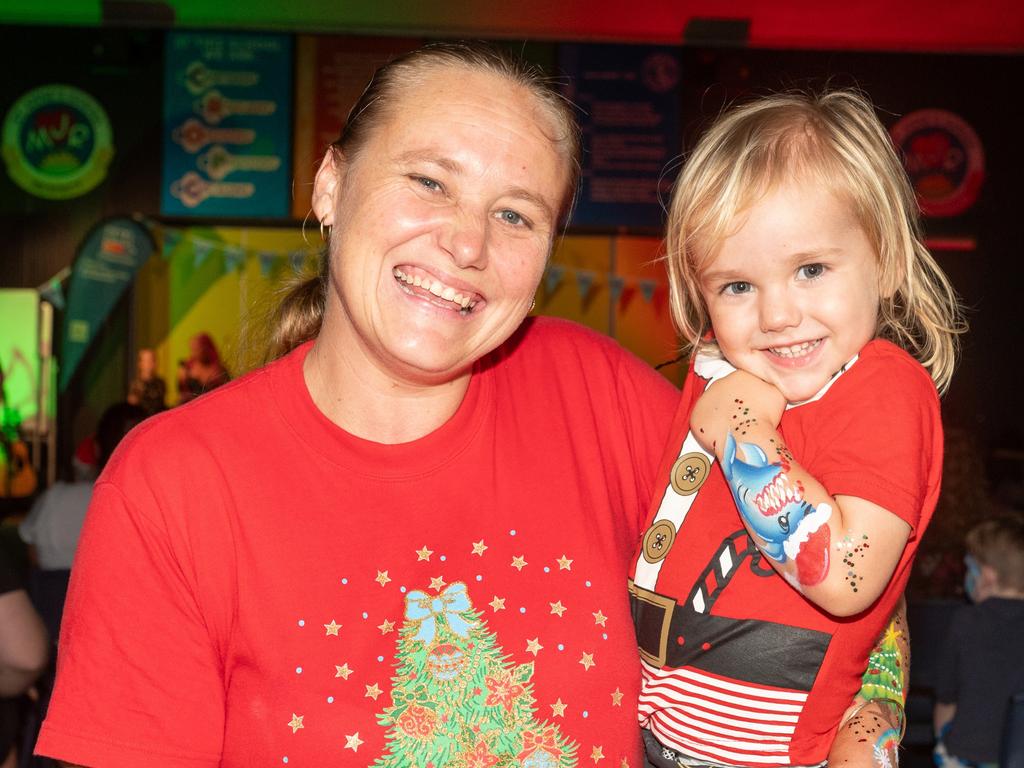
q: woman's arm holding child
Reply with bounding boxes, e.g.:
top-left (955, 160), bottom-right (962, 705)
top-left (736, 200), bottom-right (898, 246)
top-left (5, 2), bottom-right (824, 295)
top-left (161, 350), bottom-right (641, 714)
top-left (691, 370), bottom-right (911, 617)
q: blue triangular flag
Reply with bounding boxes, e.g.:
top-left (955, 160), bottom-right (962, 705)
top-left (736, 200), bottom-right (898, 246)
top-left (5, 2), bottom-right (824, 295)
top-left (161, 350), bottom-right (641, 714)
top-left (575, 270), bottom-right (595, 299)
top-left (193, 239), bottom-right (214, 269)
top-left (544, 264), bottom-right (565, 294)
top-left (609, 275), bottom-right (625, 303)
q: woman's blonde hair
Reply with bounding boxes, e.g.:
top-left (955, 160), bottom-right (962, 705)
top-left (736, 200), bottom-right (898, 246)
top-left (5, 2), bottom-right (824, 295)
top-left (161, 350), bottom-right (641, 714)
top-left (268, 41), bottom-right (581, 362)
top-left (665, 89), bottom-right (965, 393)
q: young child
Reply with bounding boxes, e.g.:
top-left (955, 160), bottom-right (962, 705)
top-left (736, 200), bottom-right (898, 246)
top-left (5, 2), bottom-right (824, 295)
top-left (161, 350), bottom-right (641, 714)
top-left (629, 90), bottom-right (963, 768)
top-left (934, 516), bottom-right (1024, 768)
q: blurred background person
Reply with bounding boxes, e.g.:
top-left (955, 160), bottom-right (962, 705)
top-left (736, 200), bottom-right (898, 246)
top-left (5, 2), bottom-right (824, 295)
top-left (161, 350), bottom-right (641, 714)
top-left (126, 348), bottom-right (166, 416)
top-left (0, 541), bottom-right (48, 768)
top-left (176, 333), bottom-right (230, 405)
top-left (18, 402), bottom-right (147, 641)
top-left (934, 515), bottom-right (1024, 767)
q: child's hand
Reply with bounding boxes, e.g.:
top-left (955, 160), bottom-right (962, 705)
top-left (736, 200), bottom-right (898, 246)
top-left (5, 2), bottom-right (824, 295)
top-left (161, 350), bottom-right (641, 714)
top-left (690, 370), bottom-right (787, 455)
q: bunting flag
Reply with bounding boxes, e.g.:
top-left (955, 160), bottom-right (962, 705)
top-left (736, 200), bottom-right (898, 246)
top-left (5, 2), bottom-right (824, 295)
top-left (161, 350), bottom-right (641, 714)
top-left (224, 246), bottom-right (245, 272)
top-left (36, 267), bottom-right (71, 311)
top-left (543, 264), bottom-right (565, 295)
top-left (609, 275), bottom-right (625, 303)
top-left (162, 229), bottom-right (182, 258)
top-left (638, 279), bottom-right (658, 304)
top-left (156, 225), bottom-right (320, 279)
top-left (619, 285), bottom-right (638, 314)
top-left (574, 270), bottom-right (595, 299)
top-left (192, 239), bottom-right (213, 269)
top-left (39, 278), bottom-right (65, 311)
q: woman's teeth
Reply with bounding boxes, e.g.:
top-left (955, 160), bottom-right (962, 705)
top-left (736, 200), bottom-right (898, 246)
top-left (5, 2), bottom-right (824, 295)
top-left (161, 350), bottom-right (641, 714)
top-left (393, 268), bottom-right (477, 310)
top-left (769, 339), bottom-right (821, 358)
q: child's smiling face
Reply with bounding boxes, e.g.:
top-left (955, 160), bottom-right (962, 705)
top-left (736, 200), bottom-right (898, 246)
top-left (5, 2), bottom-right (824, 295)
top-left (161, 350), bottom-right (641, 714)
top-left (698, 181), bottom-right (881, 404)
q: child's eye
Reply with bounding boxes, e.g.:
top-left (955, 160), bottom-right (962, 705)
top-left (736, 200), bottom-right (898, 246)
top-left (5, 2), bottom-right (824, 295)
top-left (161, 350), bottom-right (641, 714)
top-left (722, 281), bottom-right (752, 295)
top-left (798, 263), bottom-right (826, 280)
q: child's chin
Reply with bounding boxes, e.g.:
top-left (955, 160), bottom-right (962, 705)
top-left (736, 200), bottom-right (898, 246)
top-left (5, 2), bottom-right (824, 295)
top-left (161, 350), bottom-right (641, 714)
top-left (776, 378), bottom-right (825, 406)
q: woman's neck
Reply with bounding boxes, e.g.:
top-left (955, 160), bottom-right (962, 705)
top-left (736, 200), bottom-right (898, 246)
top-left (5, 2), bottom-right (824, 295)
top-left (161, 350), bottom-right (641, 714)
top-left (303, 332), bottom-right (471, 445)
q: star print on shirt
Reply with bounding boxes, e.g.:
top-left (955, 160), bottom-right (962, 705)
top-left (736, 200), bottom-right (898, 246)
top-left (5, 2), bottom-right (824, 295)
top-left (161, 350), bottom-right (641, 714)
top-left (377, 619), bottom-right (396, 635)
top-left (489, 596), bottom-right (506, 612)
top-left (471, 539), bottom-right (488, 556)
top-left (549, 600), bottom-right (567, 617)
top-left (344, 733), bottom-right (364, 753)
top-left (364, 683), bottom-right (383, 700)
top-left (429, 575), bottom-right (447, 591)
top-left (345, 732), bottom-right (364, 752)
top-left (592, 610), bottom-right (608, 626)
top-left (416, 546), bottom-right (433, 562)
top-left (323, 620), bottom-right (341, 636)
top-left (579, 651), bottom-right (595, 670)
top-left (611, 688), bottom-right (624, 706)
top-left (375, 570), bottom-right (392, 587)
top-left (590, 745), bottom-right (605, 762)
top-left (510, 555), bottom-right (528, 571)
top-left (335, 663), bottom-right (353, 679)
top-left (550, 698), bottom-right (567, 717)
top-left (525, 637), bottom-right (543, 656)
top-left (287, 713), bottom-right (304, 733)
top-left (556, 554), bottom-right (573, 570)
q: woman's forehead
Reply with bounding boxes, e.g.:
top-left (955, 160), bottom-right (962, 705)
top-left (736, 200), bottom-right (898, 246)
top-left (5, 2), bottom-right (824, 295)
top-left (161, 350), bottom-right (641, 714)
top-left (359, 68), bottom-right (570, 196)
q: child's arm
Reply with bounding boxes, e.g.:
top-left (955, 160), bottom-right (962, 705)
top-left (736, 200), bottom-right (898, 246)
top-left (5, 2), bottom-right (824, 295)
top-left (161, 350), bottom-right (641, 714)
top-left (690, 370), bottom-right (911, 617)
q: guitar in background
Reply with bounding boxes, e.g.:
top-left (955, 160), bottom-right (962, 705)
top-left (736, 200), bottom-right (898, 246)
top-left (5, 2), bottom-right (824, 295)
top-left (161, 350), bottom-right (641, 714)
top-left (0, 362), bottom-right (38, 498)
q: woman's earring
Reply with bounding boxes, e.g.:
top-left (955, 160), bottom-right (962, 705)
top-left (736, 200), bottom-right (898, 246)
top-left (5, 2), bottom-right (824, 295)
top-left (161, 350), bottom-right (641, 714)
top-left (320, 221), bottom-right (328, 241)
top-left (529, 299), bottom-right (536, 313)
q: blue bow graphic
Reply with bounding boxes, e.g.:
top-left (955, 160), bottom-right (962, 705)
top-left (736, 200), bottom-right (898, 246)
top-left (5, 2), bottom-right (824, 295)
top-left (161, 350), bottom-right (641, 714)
top-left (404, 582), bottom-right (472, 645)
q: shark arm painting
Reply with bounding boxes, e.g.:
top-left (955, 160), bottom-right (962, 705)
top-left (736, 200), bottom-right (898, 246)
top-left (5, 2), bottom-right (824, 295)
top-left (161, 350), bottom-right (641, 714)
top-left (721, 432), bottom-right (833, 589)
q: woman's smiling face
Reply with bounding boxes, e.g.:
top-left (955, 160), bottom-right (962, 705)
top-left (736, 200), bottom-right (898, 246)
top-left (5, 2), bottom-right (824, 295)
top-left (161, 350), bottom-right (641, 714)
top-left (313, 65), bottom-right (571, 387)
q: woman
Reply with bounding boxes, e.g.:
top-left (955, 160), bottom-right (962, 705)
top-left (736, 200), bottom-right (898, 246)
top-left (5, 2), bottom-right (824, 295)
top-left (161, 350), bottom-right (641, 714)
top-left (177, 333), bottom-right (230, 405)
top-left (37, 43), bottom-right (678, 767)
top-left (37, 43), bottom-right (899, 768)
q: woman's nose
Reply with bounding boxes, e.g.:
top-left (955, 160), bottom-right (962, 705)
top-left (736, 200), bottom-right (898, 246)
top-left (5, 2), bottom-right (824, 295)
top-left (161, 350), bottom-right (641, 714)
top-left (441, 209), bottom-right (488, 269)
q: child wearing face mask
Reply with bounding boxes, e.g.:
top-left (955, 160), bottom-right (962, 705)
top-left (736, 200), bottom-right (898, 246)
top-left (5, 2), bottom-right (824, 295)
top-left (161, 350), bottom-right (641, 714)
top-left (628, 89), bottom-right (964, 768)
top-left (933, 516), bottom-right (1024, 768)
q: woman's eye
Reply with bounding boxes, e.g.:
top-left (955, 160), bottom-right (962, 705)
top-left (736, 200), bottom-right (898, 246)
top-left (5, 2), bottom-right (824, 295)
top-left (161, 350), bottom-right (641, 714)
top-left (497, 209), bottom-right (527, 227)
top-left (412, 176), bottom-right (442, 192)
top-left (798, 263), bottom-right (825, 280)
top-left (722, 281), bottom-right (752, 295)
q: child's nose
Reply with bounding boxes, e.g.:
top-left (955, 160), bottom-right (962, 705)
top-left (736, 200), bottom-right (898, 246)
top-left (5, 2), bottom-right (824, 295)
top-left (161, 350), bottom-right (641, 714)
top-left (758, 290), bottom-right (801, 333)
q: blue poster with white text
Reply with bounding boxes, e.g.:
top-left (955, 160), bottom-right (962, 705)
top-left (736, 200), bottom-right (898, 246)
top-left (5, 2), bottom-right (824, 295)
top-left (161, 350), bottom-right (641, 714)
top-left (161, 31), bottom-right (292, 218)
top-left (559, 43), bottom-right (681, 231)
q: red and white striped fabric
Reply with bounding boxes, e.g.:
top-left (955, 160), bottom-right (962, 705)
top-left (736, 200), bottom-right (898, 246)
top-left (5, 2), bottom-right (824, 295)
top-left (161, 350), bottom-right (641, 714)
top-left (640, 661), bottom-right (818, 767)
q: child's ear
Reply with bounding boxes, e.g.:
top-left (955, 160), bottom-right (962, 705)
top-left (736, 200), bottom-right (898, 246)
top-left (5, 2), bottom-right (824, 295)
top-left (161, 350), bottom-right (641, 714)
top-left (978, 563), bottom-right (1001, 599)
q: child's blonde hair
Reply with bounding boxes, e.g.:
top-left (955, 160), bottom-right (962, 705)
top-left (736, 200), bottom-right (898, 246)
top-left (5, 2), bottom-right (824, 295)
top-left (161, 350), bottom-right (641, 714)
top-left (665, 89), bottom-right (965, 393)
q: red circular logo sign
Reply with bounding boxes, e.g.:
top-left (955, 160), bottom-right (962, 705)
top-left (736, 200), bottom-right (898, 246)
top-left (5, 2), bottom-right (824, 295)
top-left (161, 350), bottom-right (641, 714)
top-left (891, 108), bottom-right (984, 218)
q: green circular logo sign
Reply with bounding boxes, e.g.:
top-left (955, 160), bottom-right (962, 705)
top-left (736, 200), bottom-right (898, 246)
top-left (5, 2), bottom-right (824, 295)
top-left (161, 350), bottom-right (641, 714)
top-left (2, 84), bottom-right (114, 200)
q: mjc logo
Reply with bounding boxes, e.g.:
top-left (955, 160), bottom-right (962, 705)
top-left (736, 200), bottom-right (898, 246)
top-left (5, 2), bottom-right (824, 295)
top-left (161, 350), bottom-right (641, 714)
top-left (3, 84), bottom-right (114, 200)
